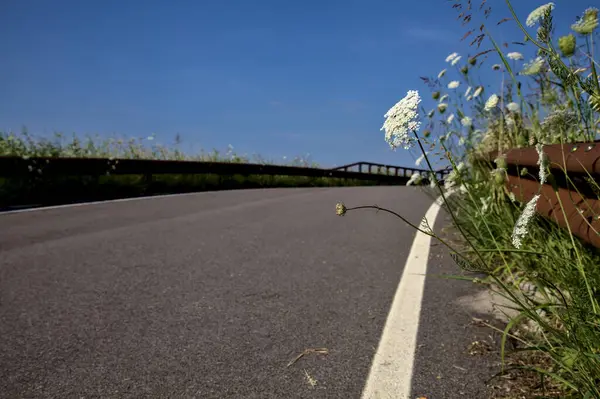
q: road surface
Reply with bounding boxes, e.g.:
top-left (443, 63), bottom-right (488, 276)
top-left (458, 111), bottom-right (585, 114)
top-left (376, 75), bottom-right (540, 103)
top-left (1, 187), bottom-right (503, 398)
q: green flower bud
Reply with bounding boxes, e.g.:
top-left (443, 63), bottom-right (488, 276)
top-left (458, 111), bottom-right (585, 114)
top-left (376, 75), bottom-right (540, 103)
top-left (432, 91), bottom-right (441, 100)
top-left (461, 66), bottom-right (469, 75)
top-left (520, 167), bottom-right (529, 176)
top-left (468, 57), bottom-right (477, 66)
top-left (558, 34), bottom-right (576, 57)
top-left (494, 169), bottom-right (505, 185)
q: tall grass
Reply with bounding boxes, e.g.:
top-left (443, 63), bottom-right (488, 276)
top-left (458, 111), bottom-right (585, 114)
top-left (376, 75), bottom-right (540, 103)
top-left (0, 130), bottom-right (376, 209)
top-left (337, 1), bottom-right (600, 397)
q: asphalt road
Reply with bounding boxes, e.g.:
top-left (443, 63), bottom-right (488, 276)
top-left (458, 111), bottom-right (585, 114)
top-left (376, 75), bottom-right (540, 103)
top-left (0, 187), bottom-right (502, 398)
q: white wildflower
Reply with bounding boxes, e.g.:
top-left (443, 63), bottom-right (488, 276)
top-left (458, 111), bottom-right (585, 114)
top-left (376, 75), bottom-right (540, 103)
top-left (473, 86), bottom-right (483, 98)
top-left (506, 102), bottom-right (520, 112)
top-left (512, 194), bottom-right (541, 248)
top-left (438, 103), bottom-right (448, 112)
top-left (438, 69), bottom-right (447, 78)
top-left (451, 56), bottom-right (462, 66)
top-left (427, 109), bottom-right (435, 118)
top-left (466, 94), bottom-right (473, 101)
top-left (536, 143), bottom-right (548, 184)
top-left (461, 116), bottom-right (472, 127)
top-left (448, 80), bottom-right (460, 89)
top-left (526, 3), bottom-right (555, 27)
top-left (521, 56), bottom-right (545, 75)
top-left (458, 136), bottom-right (466, 145)
top-left (429, 173), bottom-right (437, 188)
top-left (465, 86), bottom-right (472, 97)
top-left (381, 90), bottom-right (422, 150)
top-left (407, 172), bottom-right (423, 186)
top-left (439, 94), bottom-right (449, 102)
top-left (507, 52), bottom-right (524, 61)
top-left (447, 114), bottom-right (455, 124)
top-left (415, 152), bottom-right (429, 167)
top-left (571, 8), bottom-right (599, 34)
top-left (446, 52), bottom-right (459, 63)
top-left (485, 94), bottom-right (499, 111)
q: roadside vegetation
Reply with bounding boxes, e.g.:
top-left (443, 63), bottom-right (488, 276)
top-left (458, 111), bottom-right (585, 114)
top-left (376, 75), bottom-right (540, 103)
top-left (0, 130), bottom-right (381, 209)
top-left (337, 1), bottom-right (600, 397)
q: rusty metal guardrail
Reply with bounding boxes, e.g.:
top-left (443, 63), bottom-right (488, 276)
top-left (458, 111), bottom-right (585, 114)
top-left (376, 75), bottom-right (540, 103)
top-left (491, 142), bottom-right (600, 249)
top-left (0, 156), bottom-right (451, 184)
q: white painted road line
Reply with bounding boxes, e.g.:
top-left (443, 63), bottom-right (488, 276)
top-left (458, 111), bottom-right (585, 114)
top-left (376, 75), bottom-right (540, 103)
top-left (0, 192), bottom-right (210, 215)
top-left (361, 197), bottom-right (444, 399)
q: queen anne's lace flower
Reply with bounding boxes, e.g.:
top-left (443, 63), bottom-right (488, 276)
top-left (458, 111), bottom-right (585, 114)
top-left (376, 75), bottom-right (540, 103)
top-left (461, 116), bottom-right (472, 127)
top-left (446, 53), bottom-right (459, 63)
top-left (381, 90), bottom-right (421, 150)
top-left (536, 143), bottom-right (548, 184)
top-left (437, 103), bottom-right (448, 113)
top-left (507, 52), bottom-right (524, 60)
top-left (571, 8), bottom-right (599, 34)
top-left (512, 194), bottom-right (541, 248)
top-left (526, 3), bottom-right (555, 27)
top-left (485, 94), bottom-right (499, 111)
top-left (415, 152), bottom-right (429, 166)
top-left (451, 56), bottom-right (462, 66)
top-left (447, 114), bottom-right (455, 124)
top-left (406, 172), bottom-right (423, 186)
top-left (439, 94), bottom-right (449, 102)
top-left (506, 102), bottom-right (520, 112)
top-left (448, 81), bottom-right (460, 89)
top-left (438, 69), bottom-right (447, 78)
top-left (473, 86), bottom-right (483, 98)
top-left (521, 56), bottom-right (545, 75)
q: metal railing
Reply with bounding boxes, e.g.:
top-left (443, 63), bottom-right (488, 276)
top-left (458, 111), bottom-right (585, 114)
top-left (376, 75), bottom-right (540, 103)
top-left (491, 141), bottom-right (600, 248)
top-left (0, 156), bottom-right (451, 184)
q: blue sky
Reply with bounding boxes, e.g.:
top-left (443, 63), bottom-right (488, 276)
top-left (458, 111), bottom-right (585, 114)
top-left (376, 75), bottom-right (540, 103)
top-left (0, 0), bottom-right (595, 167)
